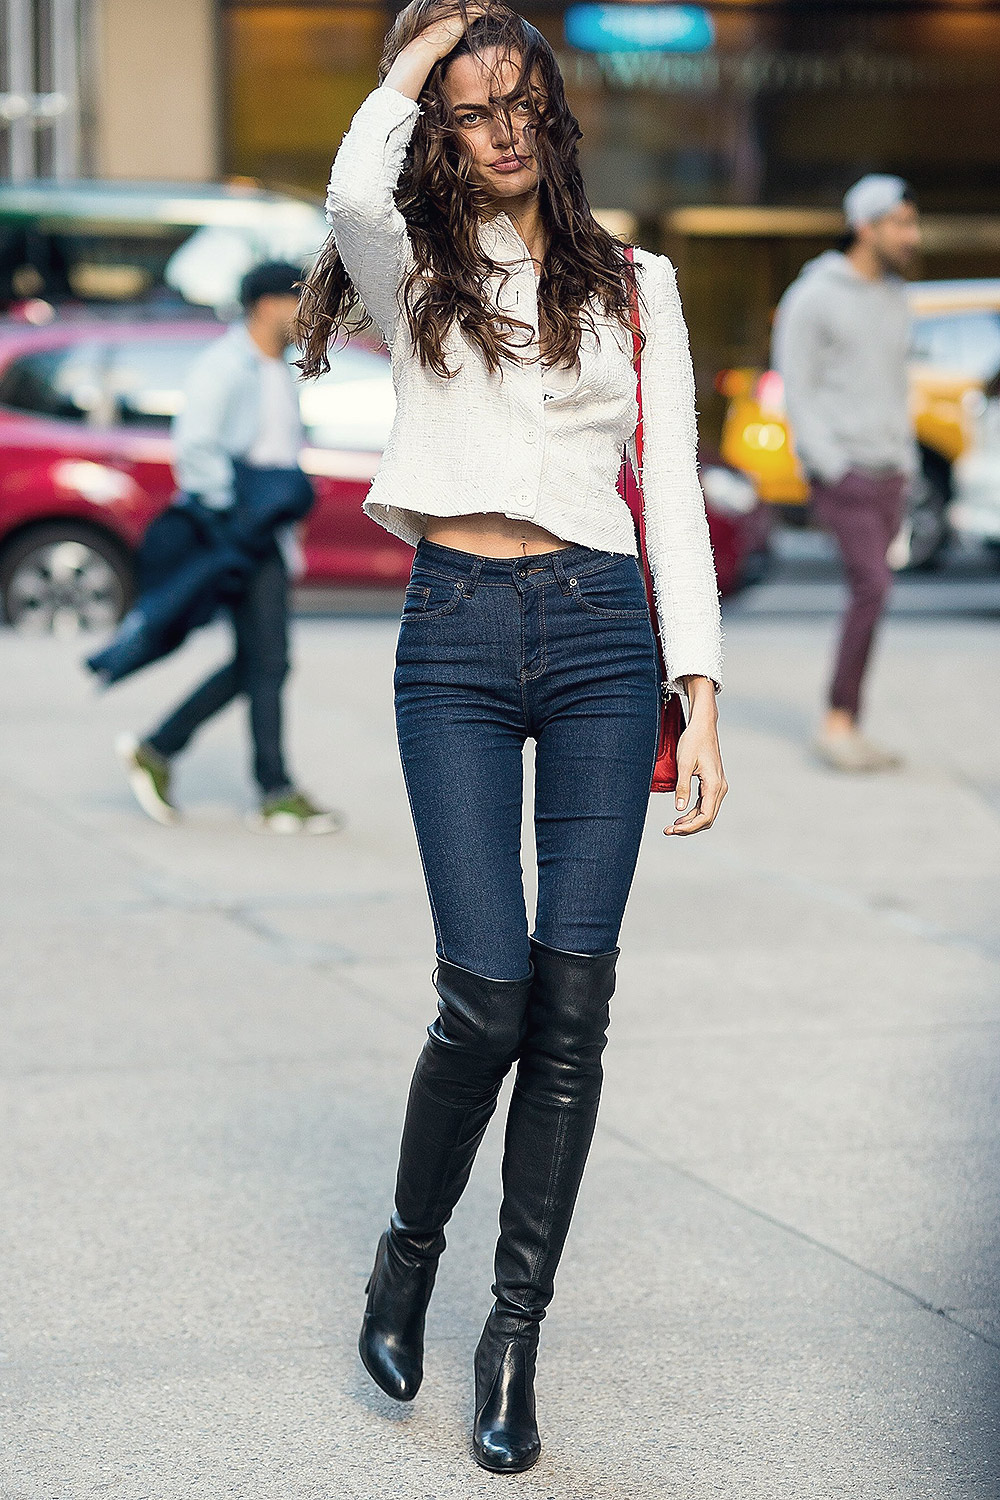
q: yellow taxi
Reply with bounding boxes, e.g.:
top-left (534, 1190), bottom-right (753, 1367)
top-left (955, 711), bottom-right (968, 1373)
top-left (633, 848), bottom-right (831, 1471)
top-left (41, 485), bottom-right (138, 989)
top-left (719, 279), bottom-right (1000, 567)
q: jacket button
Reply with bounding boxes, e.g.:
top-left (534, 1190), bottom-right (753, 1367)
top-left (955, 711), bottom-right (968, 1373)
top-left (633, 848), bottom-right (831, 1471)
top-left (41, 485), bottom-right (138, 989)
top-left (525, 429), bottom-right (537, 444)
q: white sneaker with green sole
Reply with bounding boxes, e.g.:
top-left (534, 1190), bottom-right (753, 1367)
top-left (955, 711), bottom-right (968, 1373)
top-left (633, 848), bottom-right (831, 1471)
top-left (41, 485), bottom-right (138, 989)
top-left (116, 733), bottom-right (178, 824)
top-left (252, 790), bottom-right (344, 835)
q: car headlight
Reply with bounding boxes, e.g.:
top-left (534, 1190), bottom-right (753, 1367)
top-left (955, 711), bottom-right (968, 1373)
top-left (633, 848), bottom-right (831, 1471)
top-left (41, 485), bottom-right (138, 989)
top-left (701, 465), bottom-right (758, 515)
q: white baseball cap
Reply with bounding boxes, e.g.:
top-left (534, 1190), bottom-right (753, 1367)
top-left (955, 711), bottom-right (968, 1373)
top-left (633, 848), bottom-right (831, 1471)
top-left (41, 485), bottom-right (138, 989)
top-left (843, 174), bottom-right (911, 229)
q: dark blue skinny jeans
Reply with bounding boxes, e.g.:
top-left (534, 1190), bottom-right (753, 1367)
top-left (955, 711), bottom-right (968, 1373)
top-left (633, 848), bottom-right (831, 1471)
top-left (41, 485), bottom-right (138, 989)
top-left (394, 540), bottom-right (660, 981)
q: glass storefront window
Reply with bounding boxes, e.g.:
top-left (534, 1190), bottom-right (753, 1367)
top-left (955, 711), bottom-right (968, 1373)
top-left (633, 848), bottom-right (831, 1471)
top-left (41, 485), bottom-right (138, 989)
top-left (221, 1), bottom-right (1000, 429)
top-left (223, 2), bottom-right (1000, 215)
top-left (223, 4), bottom-right (388, 193)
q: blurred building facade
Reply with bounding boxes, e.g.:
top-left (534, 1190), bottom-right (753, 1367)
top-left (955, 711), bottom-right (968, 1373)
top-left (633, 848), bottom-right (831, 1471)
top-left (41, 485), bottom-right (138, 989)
top-left (221, 1), bottom-right (1000, 219)
top-left (11, 1), bottom-right (998, 211)
top-left (6, 0), bottom-right (999, 411)
top-left (1, 0), bottom-right (84, 179)
top-left (217, 0), bottom-right (1000, 417)
top-left (1, 0), bottom-right (217, 182)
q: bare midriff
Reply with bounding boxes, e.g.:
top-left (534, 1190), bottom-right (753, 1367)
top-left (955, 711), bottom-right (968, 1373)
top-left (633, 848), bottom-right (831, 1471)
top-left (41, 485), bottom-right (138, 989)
top-left (422, 511), bottom-right (572, 558)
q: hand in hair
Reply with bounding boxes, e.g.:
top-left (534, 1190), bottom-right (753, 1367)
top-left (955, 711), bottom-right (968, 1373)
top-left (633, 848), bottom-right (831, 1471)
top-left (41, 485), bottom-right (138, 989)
top-left (299, 2), bottom-right (640, 381)
top-left (413, 0), bottom-right (492, 57)
top-left (384, 1), bottom-right (492, 98)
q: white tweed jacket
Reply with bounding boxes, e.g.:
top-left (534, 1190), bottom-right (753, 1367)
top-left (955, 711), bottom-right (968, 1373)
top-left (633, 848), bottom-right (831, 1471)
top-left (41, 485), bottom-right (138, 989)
top-left (325, 85), bottom-right (723, 691)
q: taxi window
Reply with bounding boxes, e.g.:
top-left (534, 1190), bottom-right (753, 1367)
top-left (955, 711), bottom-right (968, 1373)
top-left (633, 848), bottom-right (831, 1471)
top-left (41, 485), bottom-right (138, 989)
top-left (911, 310), bottom-right (1000, 381)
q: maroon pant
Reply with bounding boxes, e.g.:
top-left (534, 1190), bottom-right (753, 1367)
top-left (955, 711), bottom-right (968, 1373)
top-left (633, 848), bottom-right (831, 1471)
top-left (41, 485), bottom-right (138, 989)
top-left (810, 470), bottom-right (907, 717)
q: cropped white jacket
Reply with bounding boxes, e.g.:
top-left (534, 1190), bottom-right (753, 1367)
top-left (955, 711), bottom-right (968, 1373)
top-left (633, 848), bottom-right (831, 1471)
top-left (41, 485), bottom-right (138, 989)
top-left (325, 85), bottom-right (723, 692)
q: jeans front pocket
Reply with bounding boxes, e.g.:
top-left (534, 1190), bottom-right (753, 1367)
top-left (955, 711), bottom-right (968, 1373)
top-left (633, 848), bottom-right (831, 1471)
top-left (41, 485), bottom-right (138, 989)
top-left (566, 559), bottom-right (648, 619)
top-left (401, 576), bottom-right (465, 622)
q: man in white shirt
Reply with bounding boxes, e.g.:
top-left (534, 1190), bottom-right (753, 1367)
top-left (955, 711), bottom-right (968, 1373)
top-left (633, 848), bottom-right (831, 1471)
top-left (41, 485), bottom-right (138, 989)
top-left (117, 262), bottom-right (341, 833)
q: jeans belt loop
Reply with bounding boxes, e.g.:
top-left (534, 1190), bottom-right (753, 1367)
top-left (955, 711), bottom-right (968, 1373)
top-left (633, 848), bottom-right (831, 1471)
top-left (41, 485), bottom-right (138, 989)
top-left (464, 554), bottom-right (484, 597)
top-left (551, 551), bottom-right (573, 595)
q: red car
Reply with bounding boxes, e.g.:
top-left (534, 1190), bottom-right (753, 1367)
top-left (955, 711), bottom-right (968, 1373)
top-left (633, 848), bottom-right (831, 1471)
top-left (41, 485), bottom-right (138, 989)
top-left (0, 318), bottom-right (768, 631)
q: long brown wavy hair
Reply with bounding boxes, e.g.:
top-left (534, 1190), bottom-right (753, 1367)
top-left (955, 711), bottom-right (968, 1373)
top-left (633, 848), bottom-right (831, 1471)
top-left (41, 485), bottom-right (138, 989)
top-left (295, 0), bottom-right (643, 380)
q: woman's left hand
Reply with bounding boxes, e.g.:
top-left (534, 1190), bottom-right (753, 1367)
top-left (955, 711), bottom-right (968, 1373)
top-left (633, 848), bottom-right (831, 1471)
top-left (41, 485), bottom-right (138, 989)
top-left (664, 676), bottom-right (727, 836)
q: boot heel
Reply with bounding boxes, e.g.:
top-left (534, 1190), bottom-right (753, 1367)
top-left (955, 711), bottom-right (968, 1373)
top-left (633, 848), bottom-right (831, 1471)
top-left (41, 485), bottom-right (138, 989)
top-left (472, 1315), bottom-right (541, 1474)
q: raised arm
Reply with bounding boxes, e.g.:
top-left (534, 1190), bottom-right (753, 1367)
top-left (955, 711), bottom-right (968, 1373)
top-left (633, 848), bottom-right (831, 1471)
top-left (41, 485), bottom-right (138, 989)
top-left (324, 6), bottom-right (483, 343)
top-left (324, 87), bottom-right (421, 344)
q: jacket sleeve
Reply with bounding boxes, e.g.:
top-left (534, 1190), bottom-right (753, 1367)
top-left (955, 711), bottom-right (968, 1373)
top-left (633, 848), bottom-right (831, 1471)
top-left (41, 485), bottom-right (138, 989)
top-left (171, 344), bottom-right (238, 509)
top-left (772, 284), bottom-right (850, 484)
top-left (325, 85), bottom-right (422, 345)
top-left (627, 255), bottom-right (723, 695)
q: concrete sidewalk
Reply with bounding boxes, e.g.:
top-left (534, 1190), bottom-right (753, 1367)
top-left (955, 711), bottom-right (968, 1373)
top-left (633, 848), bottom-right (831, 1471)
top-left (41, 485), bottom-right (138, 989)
top-left (1, 597), bottom-right (999, 1499)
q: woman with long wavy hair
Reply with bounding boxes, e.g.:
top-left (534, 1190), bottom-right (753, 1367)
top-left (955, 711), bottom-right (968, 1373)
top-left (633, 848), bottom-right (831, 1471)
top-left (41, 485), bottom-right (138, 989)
top-left (298, 0), bottom-right (726, 1472)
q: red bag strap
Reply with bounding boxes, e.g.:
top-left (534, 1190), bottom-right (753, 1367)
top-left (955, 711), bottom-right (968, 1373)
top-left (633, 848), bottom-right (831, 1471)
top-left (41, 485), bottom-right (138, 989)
top-left (623, 246), bottom-right (662, 653)
top-left (623, 244), bottom-right (645, 537)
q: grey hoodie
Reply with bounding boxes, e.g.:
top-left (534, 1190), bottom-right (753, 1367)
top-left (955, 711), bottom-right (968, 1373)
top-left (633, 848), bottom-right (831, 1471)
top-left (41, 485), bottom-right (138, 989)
top-left (772, 250), bottom-right (918, 484)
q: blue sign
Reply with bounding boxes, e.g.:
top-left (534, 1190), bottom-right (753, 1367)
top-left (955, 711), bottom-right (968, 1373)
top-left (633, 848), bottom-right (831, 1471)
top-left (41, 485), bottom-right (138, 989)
top-left (564, 4), bottom-right (715, 53)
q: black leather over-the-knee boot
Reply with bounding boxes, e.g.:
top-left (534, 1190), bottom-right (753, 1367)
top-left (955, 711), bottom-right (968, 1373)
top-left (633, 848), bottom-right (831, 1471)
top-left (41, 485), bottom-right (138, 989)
top-left (473, 939), bottom-right (617, 1472)
top-left (360, 958), bottom-right (533, 1402)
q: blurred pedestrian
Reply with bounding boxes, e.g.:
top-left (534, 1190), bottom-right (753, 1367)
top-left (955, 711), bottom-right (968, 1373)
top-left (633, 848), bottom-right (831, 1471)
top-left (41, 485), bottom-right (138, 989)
top-left (117, 261), bottom-right (342, 833)
top-left (773, 174), bottom-right (921, 772)
top-left (298, 0), bottom-right (724, 1475)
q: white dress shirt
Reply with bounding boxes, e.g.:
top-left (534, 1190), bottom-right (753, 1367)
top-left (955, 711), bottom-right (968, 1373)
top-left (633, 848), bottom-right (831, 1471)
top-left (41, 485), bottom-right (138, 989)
top-left (247, 351), bottom-right (305, 470)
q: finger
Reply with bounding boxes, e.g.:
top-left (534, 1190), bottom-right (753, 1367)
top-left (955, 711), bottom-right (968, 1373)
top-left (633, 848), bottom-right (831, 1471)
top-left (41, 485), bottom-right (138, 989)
top-left (664, 791), bottom-right (702, 835)
top-left (669, 774), bottom-right (726, 834)
top-left (669, 806), bottom-right (714, 835)
top-left (700, 775), bottom-right (727, 825)
top-left (673, 767), bottom-right (693, 813)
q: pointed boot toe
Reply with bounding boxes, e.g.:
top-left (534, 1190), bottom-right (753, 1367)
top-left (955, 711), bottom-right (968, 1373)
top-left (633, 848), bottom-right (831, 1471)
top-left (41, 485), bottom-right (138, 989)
top-left (472, 1317), bottom-right (541, 1473)
top-left (358, 1320), bottom-right (422, 1402)
top-left (358, 1229), bottom-right (440, 1402)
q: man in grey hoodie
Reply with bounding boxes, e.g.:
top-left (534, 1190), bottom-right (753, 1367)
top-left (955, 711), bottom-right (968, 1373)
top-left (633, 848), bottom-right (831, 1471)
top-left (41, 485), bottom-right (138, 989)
top-left (773, 175), bottom-right (921, 771)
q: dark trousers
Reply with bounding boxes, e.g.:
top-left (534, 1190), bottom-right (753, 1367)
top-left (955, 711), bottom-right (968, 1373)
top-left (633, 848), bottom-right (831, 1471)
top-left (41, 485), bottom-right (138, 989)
top-left (810, 470), bottom-right (908, 718)
top-left (147, 549), bottom-right (291, 794)
top-left (394, 540), bottom-right (660, 980)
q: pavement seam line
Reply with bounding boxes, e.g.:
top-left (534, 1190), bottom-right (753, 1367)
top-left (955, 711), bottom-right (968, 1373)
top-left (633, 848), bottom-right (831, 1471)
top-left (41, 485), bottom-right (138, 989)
top-left (0, 772), bottom-right (432, 1017)
top-left (700, 843), bottom-right (1000, 966)
top-left (6, 743), bottom-right (997, 1353)
top-left (0, 766), bottom-right (368, 967)
top-left (598, 1121), bottom-right (1000, 1353)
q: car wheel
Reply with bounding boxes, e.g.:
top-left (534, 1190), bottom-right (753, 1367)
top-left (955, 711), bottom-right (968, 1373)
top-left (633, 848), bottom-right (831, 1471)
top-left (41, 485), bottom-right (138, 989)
top-left (892, 452), bottom-right (951, 572)
top-left (0, 524), bottom-right (134, 635)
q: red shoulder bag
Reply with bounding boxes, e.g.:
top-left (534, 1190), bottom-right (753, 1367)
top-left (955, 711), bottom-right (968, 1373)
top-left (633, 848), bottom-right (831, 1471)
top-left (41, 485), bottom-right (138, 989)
top-left (621, 244), bottom-right (685, 794)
